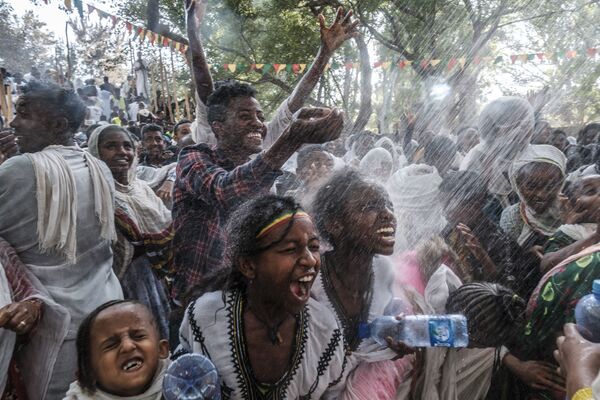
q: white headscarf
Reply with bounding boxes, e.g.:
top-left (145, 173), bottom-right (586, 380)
top-left (509, 144), bottom-right (567, 244)
top-left (359, 148), bottom-right (394, 183)
top-left (386, 164), bottom-right (446, 252)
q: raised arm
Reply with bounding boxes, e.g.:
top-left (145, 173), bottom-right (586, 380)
top-left (185, 0), bottom-right (213, 105)
top-left (286, 7), bottom-right (359, 113)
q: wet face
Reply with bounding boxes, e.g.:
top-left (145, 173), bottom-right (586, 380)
top-left (568, 176), bottom-right (600, 223)
top-left (212, 96), bottom-right (267, 157)
top-left (297, 151), bottom-right (335, 186)
top-left (580, 128), bottom-right (600, 146)
top-left (89, 304), bottom-right (169, 397)
top-left (458, 128), bottom-right (479, 153)
top-left (531, 122), bottom-right (551, 145)
top-left (516, 163), bottom-right (564, 214)
top-left (335, 185), bottom-right (396, 255)
top-left (443, 192), bottom-right (486, 227)
top-left (242, 217), bottom-right (321, 315)
top-left (142, 130), bottom-right (165, 159)
top-left (550, 131), bottom-right (568, 153)
top-left (98, 130), bottom-right (135, 184)
top-left (11, 96), bottom-right (68, 153)
top-left (174, 123), bottom-right (192, 142)
top-left (495, 119), bottom-right (534, 160)
top-left (355, 135), bottom-right (375, 160)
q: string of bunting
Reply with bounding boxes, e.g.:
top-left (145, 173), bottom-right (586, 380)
top-left (49, 0), bottom-right (190, 54)
top-left (213, 48), bottom-right (600, 76)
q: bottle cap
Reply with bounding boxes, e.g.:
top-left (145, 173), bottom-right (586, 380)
top-left (593, 279), bottom-right (600, 296)
top-left (163, 353), bottom-right (221, 400)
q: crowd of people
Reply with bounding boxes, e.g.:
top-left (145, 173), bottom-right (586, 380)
top-left (1, 2), bottom-right (600, 400)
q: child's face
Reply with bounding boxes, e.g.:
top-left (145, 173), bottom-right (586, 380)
top-left (567, 176), bottom-right (600, 223)
top-left (89, 304), bottom-right (169, 397)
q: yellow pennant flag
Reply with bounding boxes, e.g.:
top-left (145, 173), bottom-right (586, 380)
top-left (405, 60), bottom-right (413, 66)
top-left (274, 64), bottom-right (286, 74)
top-left (324, 63), bottom-right (331, 72)
top-left (64, 0), bottom-right (72, 9)
top-left (298, 64), bottom-right (307, 73)
top-left (227, 64), bottom-right (237, 73)
top-left (458, 58), bottom-right (466, 68)
top-left (430, 59), bottom-right (441, 67)
top-left (382, 61), bottom-right (391, 70)
top-left (255, 64), bottom-right (264, 70)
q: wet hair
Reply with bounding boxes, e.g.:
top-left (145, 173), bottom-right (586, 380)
top-left (446, 282), bottom-right (526, 347)
top-left (141, 123), bottom-right (163, 136)
top-left (296, 144), bottom-right (328, 171)
top-left (423, 135), bottom-right (457, 168)
top-left (439, 170), bottom-right (489, 203)
top-left (20, 80), bottom-right (86, 133)
top-left (455, 126), bottom-right (477, 137)
top-left (206, 80), bottom-right (257, 125)
top-left (577, 122), bottom-right (600, 143)
top-left (189, 195), bottom-right (304, 299)
top-left (311, 168), bottom-right (381, 243)
top-left (173, 119), bottom-right (192, 134)
top-left (75, 300), bottom-right (158, 394)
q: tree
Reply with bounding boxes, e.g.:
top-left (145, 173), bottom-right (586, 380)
top-left (0, 0), bottom-right (56, 74)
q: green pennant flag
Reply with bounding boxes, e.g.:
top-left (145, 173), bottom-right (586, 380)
top-left (494, 56), bottom-right (503, 64)
top-left (286, 64), bottom-right (293, 73)
top-left (262, 64), bottom-right (272, 74)
top-left (527, 54), bottom-right (535, 61)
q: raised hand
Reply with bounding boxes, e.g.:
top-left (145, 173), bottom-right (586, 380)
top-left (288, 107), bottom-right (344, 145)
top-left (318, 7), bottom-right (360, 55)
top-left (0, 128), bottom-right (18, 164)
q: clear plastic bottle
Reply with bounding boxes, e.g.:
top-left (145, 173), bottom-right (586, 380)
top-left (575, 279), bottom-right (600, 343)
top-left (369, 314), bottom-right (469, 348)
top-left (163, 353), bottom-right (221, 400)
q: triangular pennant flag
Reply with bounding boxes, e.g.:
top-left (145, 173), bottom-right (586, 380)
top-left (527, 54), bottom-right (535, 61)
top-left (180, 45), bottom-right (187, 54)
top-left (111, 15), bottom-right (117, 27)
top-left (398, 60), bottom-right (406, 69)
top-left (163, 37), bottom-right (170, 47)
top-left (430, 59), bottom-right (441, 67)
top-left (156, 35), bottom-right (162, 46)
top-left (274, 64), bottom-right (287, 74)
top-left (254, 64), bottom-right (264, 70)
top-left (519, 54), bottom-right (528, 62)
top-left (382, 61), bottom-right (392, 70)
top-left (546, 52), bottom-right (554, 60)
top-left (292, 64), bottom-right (300, 74)
top-left (87, 4), bottom-right (95, 14)
top-left (126, 22), bottom-right (133, 34)
top-left (536, 53), bottom-right (545, 60)
top-left (98, 10), bottom-right (109, 19)
top-left (344, 62), bottom-right (353, 70)
top-left (420, 59), bottom-right (429, 68)
top-left (64, 0), bottom-right (72, 10)
top-left (174, 42), bottom-right (181, 51)
top-left (566, 50), bottom-right (577, 58)
top-left (587, 48), bottom-right (598, 57)
top-left (298, 64), bottom-right (307, 73)
top-left (373, 61), bottom-right (383, 68)
top-left (405, 60), bottom-right (413, 66)
top-left (285, 64), bottom-right (293, 73)
top-left (473, 56), bottom-right (481, 65)
top-left (148, 31), bottom-right (155, 45)
top-left (447, 58), bottom-right (457, 70)
top-left (510, 55), bottom-right (518, 64)
top-left (556, 50), bottom-right (565, 58)
top-left (324, 63), bottom-right (331, 72)
top-left (458, 58), bottom-right (466, 68)
top-left (73, 0), bottom-right (83, 18)
top-left (262, 64), bottom-right (272, 74)
top-left (227, 64), bottom-right (237, 73)
top-left (494, 56), bottom-right (503, 64)
top-left (482, 56), bottom-right (492, 63)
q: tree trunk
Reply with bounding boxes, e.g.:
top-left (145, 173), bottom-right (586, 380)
top-left (348, 35), bottom-right (372, 136)
top-left (147, 0), bottom-right (160, 32)
top-left (378, 65), bottom-right (399, 135)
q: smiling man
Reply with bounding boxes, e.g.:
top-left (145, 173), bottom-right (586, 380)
top-left (171, 80), bottom-right (344, 302)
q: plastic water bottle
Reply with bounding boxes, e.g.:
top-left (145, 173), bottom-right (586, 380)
top-left (369, 314), bottom-right (469, 348)
top-left (163, 353), bottom-right (221, 400)
top-left (575, 279), bottom-right (600, 342)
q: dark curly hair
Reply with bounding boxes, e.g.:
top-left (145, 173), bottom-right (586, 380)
top-left (206, 80), bottom-right (257, 125)
top-left (311, 168), bottom-right (384, 244)
top-left (187, 195), bottom-right (304, 301)
top-left (446, 282), bottom-right (525, 348)
top-left (20, 80), bottom-right (86, 133)
top-left (439, 170), bottom-right (489, 203)
top-left (75, 300), bottom-right (158, 394)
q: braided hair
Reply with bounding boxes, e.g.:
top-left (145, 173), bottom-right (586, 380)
top-left (185, 195), bottom-right (304, 302)
top-left (75, 299), bottom-right (155, 394)
top-left (446, 282), bottom-right (525, 348)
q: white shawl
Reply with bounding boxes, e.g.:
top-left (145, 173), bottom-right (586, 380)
top-left (25, 145), bottom-right (116, 264)
top-left (63, 359), bottom-right (170, 400)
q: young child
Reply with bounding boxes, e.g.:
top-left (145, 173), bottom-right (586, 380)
top-left (64, 300), bottom-right (170, 399)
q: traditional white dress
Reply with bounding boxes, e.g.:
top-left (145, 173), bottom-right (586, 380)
top-left (178, 290), bottom-right (346, 400)
top-left (311, 256), bottom-right (399, 398)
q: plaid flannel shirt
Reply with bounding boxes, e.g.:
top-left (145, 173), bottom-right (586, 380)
top-left (171, 144), bottom-right (281, 300)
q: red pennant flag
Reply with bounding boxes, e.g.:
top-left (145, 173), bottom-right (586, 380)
top-left (111, 15), bottom-right (117, 27)
top-left (126, 22), bottom-right (133, 33)
top-left (566, 50), bottom-right (577, 58)
top-left (150, 32), bottom-right (156, 45)
top-left (510, 55), bottom-right (518, 64)
top-left (87, 4), bottom-right (95, 13)
top-left (398, 60), bottom-right (406, 69)
top-left (536, 53), bottom-right (545, 60)
top-left (420, 59), bottom-right (429, 68)
top-left (292, 64), bottom-right (300, 74)
top-left (162, 37), bottom-right (169, 47)
top-left (344, 62), bottom-right (353, 70)
top-left (587, 48), bottom-right (597, 57)
top-left (447, 58), bottom-right (457, 70)
top-left (473, 56), bottom-right (481, 65)
top-left (373, 61), bottom-right (383, 68)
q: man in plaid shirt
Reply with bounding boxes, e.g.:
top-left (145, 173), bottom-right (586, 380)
top-left (171, 4), bottom-right (359, 302)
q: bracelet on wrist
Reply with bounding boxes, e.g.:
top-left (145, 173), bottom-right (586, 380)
top-left (572, 387), bottom-right (593, 400)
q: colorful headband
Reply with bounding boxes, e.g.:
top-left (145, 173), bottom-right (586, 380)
top-left (256, 211), bottom-right (311, 239)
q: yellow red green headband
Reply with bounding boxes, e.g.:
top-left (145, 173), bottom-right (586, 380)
top-left (256, 211), bottom-right (311, 239)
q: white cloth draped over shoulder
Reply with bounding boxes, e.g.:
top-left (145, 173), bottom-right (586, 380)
top-left (0, 146), bottom-right (123, 398)
top-left (63, 359), bottom-right (170, 400)
top-left (192, 96), bottom-right (293, 147)
top-left (386, 164), bottom-right (446, 253)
